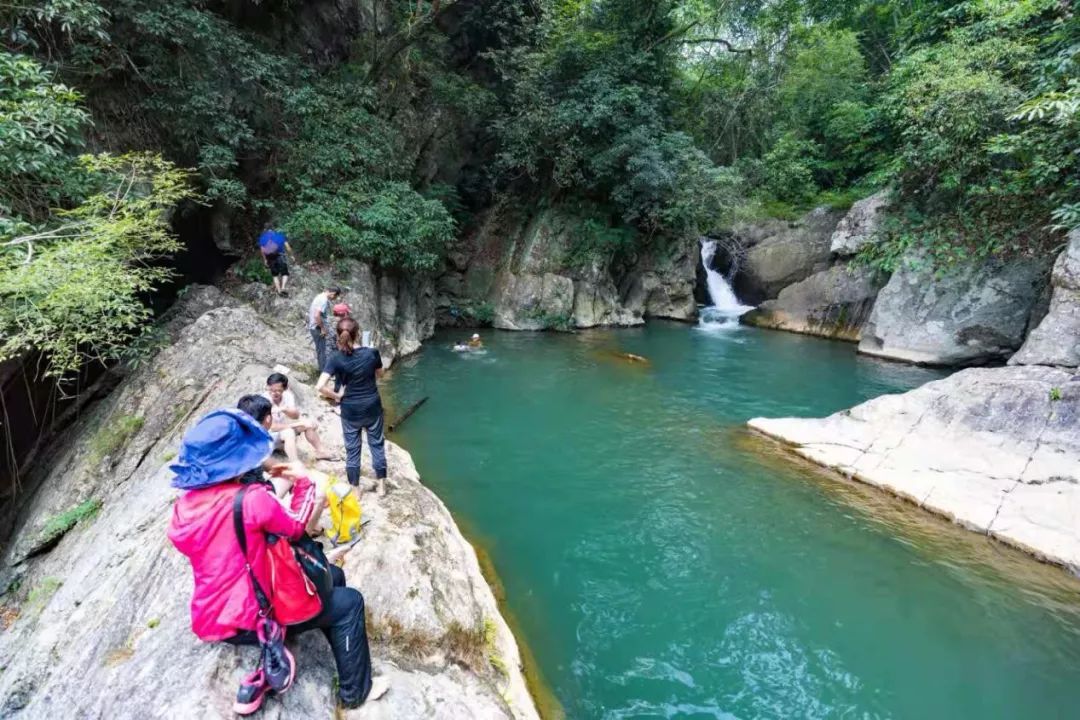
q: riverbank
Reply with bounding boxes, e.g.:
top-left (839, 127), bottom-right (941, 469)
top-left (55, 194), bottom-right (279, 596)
top-left (0, 287), bottom-right (540, 719)
top-left (750, 365), bottom-right (1080, 572)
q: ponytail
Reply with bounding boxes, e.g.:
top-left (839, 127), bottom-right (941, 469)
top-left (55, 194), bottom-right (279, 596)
top-left (336, 317), bottom-right (360, 355)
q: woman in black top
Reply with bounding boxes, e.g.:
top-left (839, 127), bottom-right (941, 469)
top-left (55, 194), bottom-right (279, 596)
top-left (316, 318), bottom-right (387, 492)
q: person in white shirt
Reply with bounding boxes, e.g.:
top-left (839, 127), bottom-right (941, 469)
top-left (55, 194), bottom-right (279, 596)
top-left (308, 285), bottom-right (342, 371)
top-left (263, 372), bottom-right (333, 461)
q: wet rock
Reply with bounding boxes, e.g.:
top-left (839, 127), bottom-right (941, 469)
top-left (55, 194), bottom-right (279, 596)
top-left (858, 253), bottom-right (1052, 366)
top-left (1011, 230), bottom-right (1080, 368)
top-left (493, 272), bottom-right (574, 331)
top-left (750, 365), bottom-right (1080, 570)
top-left (0, 292), bottom-right (538, 720)
top-left (742, 263), bottom-right (884, 341)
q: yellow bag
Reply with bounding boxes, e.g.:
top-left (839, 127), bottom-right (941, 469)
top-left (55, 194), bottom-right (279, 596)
top-left (324, 475), bottom-right (362, 544)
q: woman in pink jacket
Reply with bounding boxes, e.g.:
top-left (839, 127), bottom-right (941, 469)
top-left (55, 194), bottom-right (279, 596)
top-left (167, 405), bottom-right (383, 714)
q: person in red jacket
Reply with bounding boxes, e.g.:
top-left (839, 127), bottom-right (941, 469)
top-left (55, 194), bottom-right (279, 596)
top-left (167, 406), bottom-right (386, 714)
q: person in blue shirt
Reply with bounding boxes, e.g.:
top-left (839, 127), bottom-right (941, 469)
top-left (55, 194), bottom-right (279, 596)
top-left (258, 223), bottom-right (295, 296)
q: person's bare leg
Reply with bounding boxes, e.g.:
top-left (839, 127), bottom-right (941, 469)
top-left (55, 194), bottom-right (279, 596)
top-left (280, 427), bottom-right (299, 462)
top-left (272, 275), bottom-right (282, 294)
top-left (281, 274), bottom-right (289, 292)
top-left (304, 425), bottom-right (334, 460)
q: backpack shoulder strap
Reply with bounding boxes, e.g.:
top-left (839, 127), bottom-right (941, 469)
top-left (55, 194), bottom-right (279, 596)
top-left (233, 486), bottom-right (272, 616)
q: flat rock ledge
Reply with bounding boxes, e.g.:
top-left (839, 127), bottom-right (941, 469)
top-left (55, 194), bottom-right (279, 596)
top-left (748, 365), bottom-right (1080, 571)
top-left (0, 287), bottom-right (540, 720)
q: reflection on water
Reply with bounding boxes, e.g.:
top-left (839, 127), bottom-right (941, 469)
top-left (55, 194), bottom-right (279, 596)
top-left (389, 322), bottom-right (1080, 720)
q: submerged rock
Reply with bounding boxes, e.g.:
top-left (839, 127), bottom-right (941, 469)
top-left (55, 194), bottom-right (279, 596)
top-left (741, 263), bottom-right (884, 342)
top-left (750, 366), bottom-right (1080, 570)
top-left (857, 253), bottom-right (1051, 366)
top-left (1011, 230), bottom-right (1080, 368)
top-left (0, 288), bottom-right (538, 720)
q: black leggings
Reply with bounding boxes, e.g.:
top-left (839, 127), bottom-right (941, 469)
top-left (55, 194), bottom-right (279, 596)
top-left (226, 566), bottom-right (373, 705)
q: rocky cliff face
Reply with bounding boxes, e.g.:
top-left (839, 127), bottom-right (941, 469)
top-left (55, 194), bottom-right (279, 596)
top-left (1011, 229), bottom-right (1080, 368)
top-left (0, 287), bottom-right (538, 720)
top-left (437, 204), bottom-right (698, 331)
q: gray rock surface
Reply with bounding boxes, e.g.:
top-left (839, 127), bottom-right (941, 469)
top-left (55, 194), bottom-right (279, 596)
top-left (741, 262), bottom-right (884, 341)
top-left (442, 204), bottom-right (696, 330)
top-left (0, 287), bottom-right (538, 720)
top-left (232, 259), bottom-right (435, 367)
top-left (750, 366), bottom-right (1080, 569)
top-left (1011, 230), bottom-right (1080, 367)
top-left (828, 191), bottom-right (889, 257)
top-left (858, 253), bottom-right (1052, 366)
top-left (741, 207), bottom-right (844, 300)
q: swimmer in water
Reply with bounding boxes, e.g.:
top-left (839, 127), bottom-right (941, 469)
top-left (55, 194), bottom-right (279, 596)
top-left (468, 333), bottom-right (483, 349)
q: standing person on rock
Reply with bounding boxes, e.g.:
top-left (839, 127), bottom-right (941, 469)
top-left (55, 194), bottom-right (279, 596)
top-left (258, 223), bottom-right (294, 297)
top-left (316, 317), bottom-right (388, 494)
top-left (167, 406), bottom-right (387, 714)
top-left (308, 285), bottom-right (341, 371)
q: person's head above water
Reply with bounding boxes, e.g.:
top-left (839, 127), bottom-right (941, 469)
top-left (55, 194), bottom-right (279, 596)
top-left (237, 393), bottom-right (273, 430)
top-left (336, 317), bottom-right (361, 356)
top-left (326, 285), bottom-right (342, 301)
top-left (472, 333), bottom-right (480, 340)
top-left (170, 407), bottom-right (273, 489)
top-left (265, 373), bottom-right (289, 404)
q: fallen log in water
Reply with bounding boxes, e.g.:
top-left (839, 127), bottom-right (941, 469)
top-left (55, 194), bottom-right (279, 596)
top-left (388, 396), bottom-right (429, 432)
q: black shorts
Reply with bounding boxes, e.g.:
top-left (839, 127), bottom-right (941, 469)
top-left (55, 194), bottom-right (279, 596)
top-left (266, 253), bottom-right (289, 277)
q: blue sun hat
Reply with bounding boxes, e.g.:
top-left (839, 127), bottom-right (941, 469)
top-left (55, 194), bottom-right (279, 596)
top-left (170, 408), bottom-right (273, 490)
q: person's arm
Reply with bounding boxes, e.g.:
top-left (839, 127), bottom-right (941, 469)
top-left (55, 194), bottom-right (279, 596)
top-left (374, 349), bottom-right (385, 379)
top-left (315, 371), bottom-right (342, 402)
top-left (246, 475), bottom-right (320, 541)
top-left (282, 392), bottom-right (301, 420)
top-left (284, 240), bottom-right (295, 259)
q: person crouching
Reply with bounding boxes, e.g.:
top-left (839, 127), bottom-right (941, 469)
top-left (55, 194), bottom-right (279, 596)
top-left (166, 406), bottom-right (386, 713)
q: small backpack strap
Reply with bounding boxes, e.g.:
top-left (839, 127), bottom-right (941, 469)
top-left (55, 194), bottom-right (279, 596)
top-left (233, 487), bottom-right (272, 616)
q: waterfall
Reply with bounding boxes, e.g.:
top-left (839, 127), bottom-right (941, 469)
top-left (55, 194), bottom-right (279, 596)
top-left (699, 238), bottom-right (752, 329)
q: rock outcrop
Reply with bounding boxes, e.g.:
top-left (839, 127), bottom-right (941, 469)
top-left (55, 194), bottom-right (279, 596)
top-left (0, 287), bottom-right (538, 720)
top-left (738, 207), bottom-right (844, 302)
top-left (439, 204), bottom-right (695, 331)
top-left (741, 196), bottom-right (888, 341)
top-left (828, 190), bottom-right (889, 257)
top-left (750, 366), bottom-right (1080, 570)
top-left (1011, 230), bottom-right (1080, 368)
top-left (232, 259), bottom-right (435, 367)
top-left (741, 264), bottom-right (884, 341)
top-left (857, 253), bottom-right (1051, 366)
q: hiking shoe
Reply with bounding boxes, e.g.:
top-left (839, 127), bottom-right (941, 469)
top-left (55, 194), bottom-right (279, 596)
top-left (234, 669), bottom-right (270, 715)
top-left (258, 618), bottom-right (296, 693)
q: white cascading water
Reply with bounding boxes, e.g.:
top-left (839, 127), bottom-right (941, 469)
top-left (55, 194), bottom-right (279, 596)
top-left (699, 238), bottom-right (752, 329)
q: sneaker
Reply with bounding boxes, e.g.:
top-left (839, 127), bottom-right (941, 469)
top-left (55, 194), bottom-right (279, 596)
top-left (234, 669), bottom-right (270, 715)
top-left (258, 618), bottom-right (296, 693)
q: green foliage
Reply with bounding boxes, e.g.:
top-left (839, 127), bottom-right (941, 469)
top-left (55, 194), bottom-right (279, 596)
top-left (37, 498), bottom-right (102, 549)
top-left (236, 256), bottom-right (272, 285)
top-left (1050, 387), bottom-right (1063, 402)
top-left (89, 414), bottom-right (144, 464)
top-left (25, 577), bottom-right (62, 610)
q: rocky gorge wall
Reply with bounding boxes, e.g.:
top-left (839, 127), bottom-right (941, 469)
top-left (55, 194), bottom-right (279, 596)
top-left (0, 286), bottom-right (539, 720)
top-left (437, 203), bottom-right (699, 332)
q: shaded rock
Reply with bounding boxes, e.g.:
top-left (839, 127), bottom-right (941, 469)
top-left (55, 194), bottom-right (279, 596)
top-left (0, 293), bottom-right (538, 719)
top-left (1011, 230), bottom-right (1080, 368)
top-left (231, 259), bottom-right (434, 368)
top-left (858, 253), bottom-right (1052, 366)
top-left (750, 365), bottom-right (1080, 569)
top-left (829, 190), bottom-right (889, 257)
top-left (740, 207), bottom-right (844, 302)
top-left (742, 263), bottom-right (884, 341)
top-left (493, 272), bottom-right (574, 331)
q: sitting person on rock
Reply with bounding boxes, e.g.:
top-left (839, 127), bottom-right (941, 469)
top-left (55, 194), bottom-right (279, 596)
top-left (261, 373), bottom-right (334, 461)
top-left (167, 406), bottom-right (387, 714)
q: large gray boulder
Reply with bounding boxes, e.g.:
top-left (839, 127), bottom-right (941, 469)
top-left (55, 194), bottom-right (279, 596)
top-left (741, 263), bottom-right (884, 341)
top-left (750, 365), bottom-right (1080, 570)
top-left (1011, 230), bottom-right (1080, 367)
top-left (741, 207), bottom-right (844, 301)
top-left (492, 271), bottom-right (575, 330)
top-left (829, 190), bottom-right (889, 257)
top-left (0, 289), bottom-right (538, 720)
top-left (858, 253), bottom-right (1051, 366)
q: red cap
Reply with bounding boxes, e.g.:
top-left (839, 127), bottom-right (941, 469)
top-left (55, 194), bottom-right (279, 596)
top-left (332, 303), bottom-right (351, 316)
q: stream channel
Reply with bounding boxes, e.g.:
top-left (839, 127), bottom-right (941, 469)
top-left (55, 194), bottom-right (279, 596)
top-left (387, 319), bottom-right (1080, 719)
